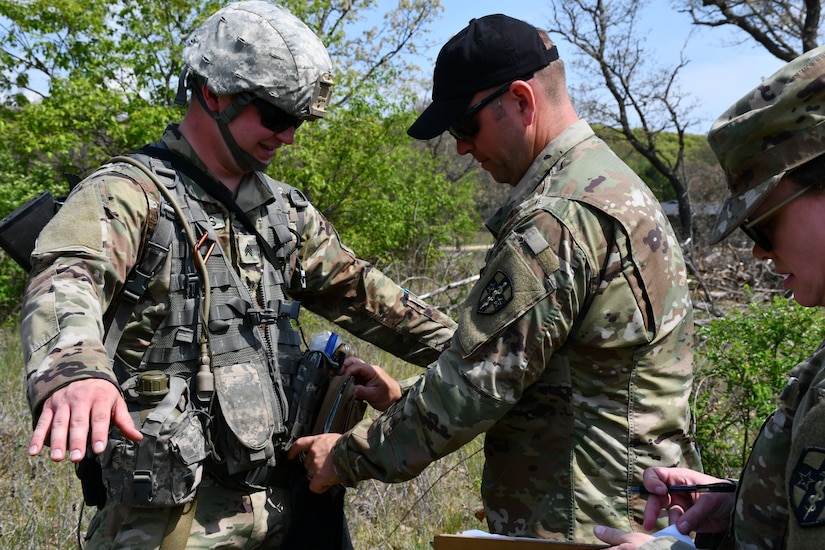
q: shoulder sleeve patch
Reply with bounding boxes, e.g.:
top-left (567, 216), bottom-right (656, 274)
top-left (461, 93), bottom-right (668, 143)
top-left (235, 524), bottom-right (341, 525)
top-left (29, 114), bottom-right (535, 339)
top-left (790, 446), bottom-right (825, 527)
top-left (457, 236), bottom-right (554, 358)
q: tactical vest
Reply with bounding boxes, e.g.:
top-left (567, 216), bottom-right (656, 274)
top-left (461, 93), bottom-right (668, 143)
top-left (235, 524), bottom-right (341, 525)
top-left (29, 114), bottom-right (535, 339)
top-left (97, 151), bottom-right (309, 507)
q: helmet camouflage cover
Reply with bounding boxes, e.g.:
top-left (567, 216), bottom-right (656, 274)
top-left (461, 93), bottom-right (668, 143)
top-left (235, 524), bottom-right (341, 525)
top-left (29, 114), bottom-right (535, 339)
top-left (707, 45), bottom-right (825, 244)
top-left (181, 0), bottom-right (333, 120)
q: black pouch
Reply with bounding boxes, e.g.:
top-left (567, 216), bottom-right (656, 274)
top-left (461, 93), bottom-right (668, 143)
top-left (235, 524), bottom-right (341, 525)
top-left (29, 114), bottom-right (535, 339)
top-left (76, 452), bottom-right (108, 508)
top-left (312, 375), bottom-right (367, 435)
top-left (0, 191), bottom-right (58, 271)
top-left (100, 376), bottom-right (206, 507)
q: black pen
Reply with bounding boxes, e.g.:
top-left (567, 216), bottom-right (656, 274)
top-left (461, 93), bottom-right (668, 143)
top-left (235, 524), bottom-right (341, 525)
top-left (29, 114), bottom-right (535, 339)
top-left (627, 482), bottom-right (736, 495)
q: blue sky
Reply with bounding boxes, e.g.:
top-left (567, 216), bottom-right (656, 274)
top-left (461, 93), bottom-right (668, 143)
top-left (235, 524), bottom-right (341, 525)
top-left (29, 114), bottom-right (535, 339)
top-left (420, 1), bottom-right (786, 132)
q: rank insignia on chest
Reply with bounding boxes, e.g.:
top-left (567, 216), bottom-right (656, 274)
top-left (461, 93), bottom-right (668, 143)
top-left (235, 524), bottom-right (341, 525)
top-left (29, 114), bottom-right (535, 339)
top-left (477, 270), bottom-right (513, 315)
top-left (790, 446), bottom-right (825, 527)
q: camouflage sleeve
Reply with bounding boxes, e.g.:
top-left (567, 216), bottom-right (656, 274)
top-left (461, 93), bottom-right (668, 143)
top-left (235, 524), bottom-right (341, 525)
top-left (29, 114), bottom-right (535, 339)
top-left (290, 202), bottom-right (456, 367)
top-left (331, 210), bottom-right (589, 483)
top-left (21, 163), bottom-right (155, 417)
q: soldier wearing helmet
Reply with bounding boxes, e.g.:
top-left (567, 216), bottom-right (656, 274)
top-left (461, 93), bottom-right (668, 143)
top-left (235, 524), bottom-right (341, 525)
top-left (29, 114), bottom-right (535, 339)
top-left (20, 2), bottom-right (456, 548)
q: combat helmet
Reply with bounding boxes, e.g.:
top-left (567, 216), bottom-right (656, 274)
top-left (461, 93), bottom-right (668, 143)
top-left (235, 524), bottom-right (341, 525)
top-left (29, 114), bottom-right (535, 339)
top-left (174, 1), bottom-right (333, 172)
top-left (176, 0), bottom-right (333, 120)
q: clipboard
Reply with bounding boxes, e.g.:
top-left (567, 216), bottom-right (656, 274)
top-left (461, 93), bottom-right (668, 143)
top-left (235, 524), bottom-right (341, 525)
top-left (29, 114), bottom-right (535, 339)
top-left (433, 533), bottom-right (608, 549)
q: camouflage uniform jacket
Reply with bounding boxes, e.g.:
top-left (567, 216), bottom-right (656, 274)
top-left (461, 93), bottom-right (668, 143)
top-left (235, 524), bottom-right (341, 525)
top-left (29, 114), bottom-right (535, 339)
top-left (21, 123), bottom-right (456, 423)
top-left (332, 120), bottom-right (700, 542)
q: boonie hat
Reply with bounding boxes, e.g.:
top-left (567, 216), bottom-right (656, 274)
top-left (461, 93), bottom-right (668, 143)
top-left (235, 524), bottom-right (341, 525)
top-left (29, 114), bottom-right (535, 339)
top-left (708, 45), bottom-right (825, 244)
top-left (407, 14), bottom-right (558, 140)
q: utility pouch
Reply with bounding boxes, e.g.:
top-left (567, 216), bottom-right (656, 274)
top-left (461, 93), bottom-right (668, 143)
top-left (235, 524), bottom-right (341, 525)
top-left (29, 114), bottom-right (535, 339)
top-left (211, 362), bottom-right (283, 475)
top-left (100, 375), bottom-right (206, 507)
top-left (0, 191), bottom-right (58, 272)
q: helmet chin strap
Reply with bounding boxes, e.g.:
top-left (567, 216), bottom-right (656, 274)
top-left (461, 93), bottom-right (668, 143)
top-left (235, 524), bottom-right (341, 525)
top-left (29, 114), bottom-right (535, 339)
top-left (191, 84), bottom-right (268, 173)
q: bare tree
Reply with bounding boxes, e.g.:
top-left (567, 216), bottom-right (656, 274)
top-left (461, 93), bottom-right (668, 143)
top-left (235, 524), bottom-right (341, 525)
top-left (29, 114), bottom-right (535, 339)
top-left (682, 0), bottom-right (822, 60)
top-left (548, 0), bottom-right (700, 243)
top-left (547, 0), bottom-right (732, 315)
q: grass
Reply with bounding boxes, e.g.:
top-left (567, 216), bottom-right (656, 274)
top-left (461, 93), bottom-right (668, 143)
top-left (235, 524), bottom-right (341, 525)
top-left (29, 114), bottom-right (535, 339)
top-left (0, 320), bottom-right (90, 549)
top-left (0, 309), bottom-right (487, 549)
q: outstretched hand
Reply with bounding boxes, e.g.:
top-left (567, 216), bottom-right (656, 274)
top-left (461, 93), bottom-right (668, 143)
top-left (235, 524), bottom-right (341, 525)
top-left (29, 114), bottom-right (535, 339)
top-left (28, 378), bottom-right (141, 462)
top-left (592, 526), bottom-right (655, 550)
top-left (339, 357), bottom-right (401, 411)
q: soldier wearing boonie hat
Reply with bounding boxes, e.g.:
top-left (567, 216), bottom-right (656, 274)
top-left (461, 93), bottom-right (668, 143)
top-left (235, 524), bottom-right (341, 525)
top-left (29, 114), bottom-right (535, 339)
top-left (707, 44), bottom-right (825, 550)
top-left (593, 45), bottom-right (825, 550)
top-left (20, 2), bottom-right (458, 549)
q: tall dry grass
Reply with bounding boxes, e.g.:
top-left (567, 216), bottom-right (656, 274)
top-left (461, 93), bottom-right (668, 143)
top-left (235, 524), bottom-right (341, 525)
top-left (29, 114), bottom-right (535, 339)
top-left (0, 320), bottom-right (91, 549)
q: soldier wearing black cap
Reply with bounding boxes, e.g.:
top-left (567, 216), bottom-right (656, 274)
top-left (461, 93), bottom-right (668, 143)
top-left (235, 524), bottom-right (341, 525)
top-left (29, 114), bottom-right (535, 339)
top-left (292, 14), bottom-right (700, 543)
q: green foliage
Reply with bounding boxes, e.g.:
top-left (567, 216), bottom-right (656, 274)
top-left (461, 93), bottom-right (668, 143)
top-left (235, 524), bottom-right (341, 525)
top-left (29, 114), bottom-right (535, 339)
top-left (598, 125), bottom-right (714, 201)
top-left (272, 85), bottom-right (478, 266)
top-left (694, 292), bottom-right (825, 478)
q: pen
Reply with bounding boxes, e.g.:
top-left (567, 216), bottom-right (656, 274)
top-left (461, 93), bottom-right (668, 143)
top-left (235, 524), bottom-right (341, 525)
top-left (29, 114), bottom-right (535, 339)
top-left (627, 482), bottom-right (736, 495)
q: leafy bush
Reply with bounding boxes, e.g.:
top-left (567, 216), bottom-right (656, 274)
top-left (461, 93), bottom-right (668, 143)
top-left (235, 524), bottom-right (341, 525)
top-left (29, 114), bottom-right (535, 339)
top-left (694, 291), bottom-right (825, 478)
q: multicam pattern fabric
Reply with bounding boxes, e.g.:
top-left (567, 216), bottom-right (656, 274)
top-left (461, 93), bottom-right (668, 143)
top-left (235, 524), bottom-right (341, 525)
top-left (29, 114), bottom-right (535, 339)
top-left (83, 478), bottom-right (293, 549)
top-left (332, 120), bottom-right (699, 543)
top-left (734, 340), bottom-right (825, 549)
top-left (20, 124), bottom-right (456, 546)
top-left (637, 341), bottom-right (825, 550)
top-left (22, 123), bottom-right (455, 410)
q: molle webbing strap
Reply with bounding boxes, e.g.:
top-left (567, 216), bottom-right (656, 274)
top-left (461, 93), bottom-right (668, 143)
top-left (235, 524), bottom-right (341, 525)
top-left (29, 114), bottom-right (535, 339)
top-left (103, 167), bottom-right (177, 361)
top-left (132, 376), bottom-right (188, 504)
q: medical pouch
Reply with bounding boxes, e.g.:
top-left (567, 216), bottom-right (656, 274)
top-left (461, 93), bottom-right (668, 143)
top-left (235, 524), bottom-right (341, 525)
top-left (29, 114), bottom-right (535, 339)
top-left (100, 375), bottom-right (206, 507)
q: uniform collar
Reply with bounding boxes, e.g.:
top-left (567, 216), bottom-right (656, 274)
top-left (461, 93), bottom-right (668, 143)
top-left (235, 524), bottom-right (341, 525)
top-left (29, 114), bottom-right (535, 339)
top-left (485, 119), bottom-right (594, 237)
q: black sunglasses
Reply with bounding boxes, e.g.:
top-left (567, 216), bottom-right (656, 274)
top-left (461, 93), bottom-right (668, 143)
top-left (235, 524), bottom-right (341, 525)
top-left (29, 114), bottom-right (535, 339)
top-left (448, 81), bottom-right (514, 141)
top-left (740, 184), bottom-right (811, 251)
top-left (251, 98), bottom-right (303, 133)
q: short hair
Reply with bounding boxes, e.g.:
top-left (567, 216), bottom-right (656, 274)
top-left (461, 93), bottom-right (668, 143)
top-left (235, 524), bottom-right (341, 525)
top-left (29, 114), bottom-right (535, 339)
top-left (534, 30), bottom-right (568, 101)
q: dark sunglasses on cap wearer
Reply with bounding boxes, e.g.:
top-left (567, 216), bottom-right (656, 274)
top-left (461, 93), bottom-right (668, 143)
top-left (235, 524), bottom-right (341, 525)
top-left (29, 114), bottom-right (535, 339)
top-left (740, 184), bottom-right (811, 251)
top-left (448, 81), bottom-right (515, 141)
top-left (447, 67), bottom-right (545, 142)
top-left (251, 98), bottom-right (303, 133)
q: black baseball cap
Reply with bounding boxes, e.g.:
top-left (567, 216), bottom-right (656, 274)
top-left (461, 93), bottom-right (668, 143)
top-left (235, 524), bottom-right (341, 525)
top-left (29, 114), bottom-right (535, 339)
top-left (407, 14), bottom-right (558, 140)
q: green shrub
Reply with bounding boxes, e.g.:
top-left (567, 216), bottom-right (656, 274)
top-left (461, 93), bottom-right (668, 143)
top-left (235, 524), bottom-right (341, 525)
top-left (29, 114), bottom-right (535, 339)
top-left (694, 291), bottom-right (825, 478)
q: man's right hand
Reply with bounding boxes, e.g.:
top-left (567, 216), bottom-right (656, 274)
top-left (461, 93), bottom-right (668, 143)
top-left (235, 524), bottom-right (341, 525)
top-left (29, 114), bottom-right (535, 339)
top-left (339, 357), bottom-right (402, 411)
top-left (28, 378), bottom-right (142, 463)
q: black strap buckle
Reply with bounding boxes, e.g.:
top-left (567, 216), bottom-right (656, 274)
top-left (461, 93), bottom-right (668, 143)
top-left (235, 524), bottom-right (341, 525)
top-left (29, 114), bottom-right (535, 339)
top-left (247, 307), bottom-right (277, 325)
